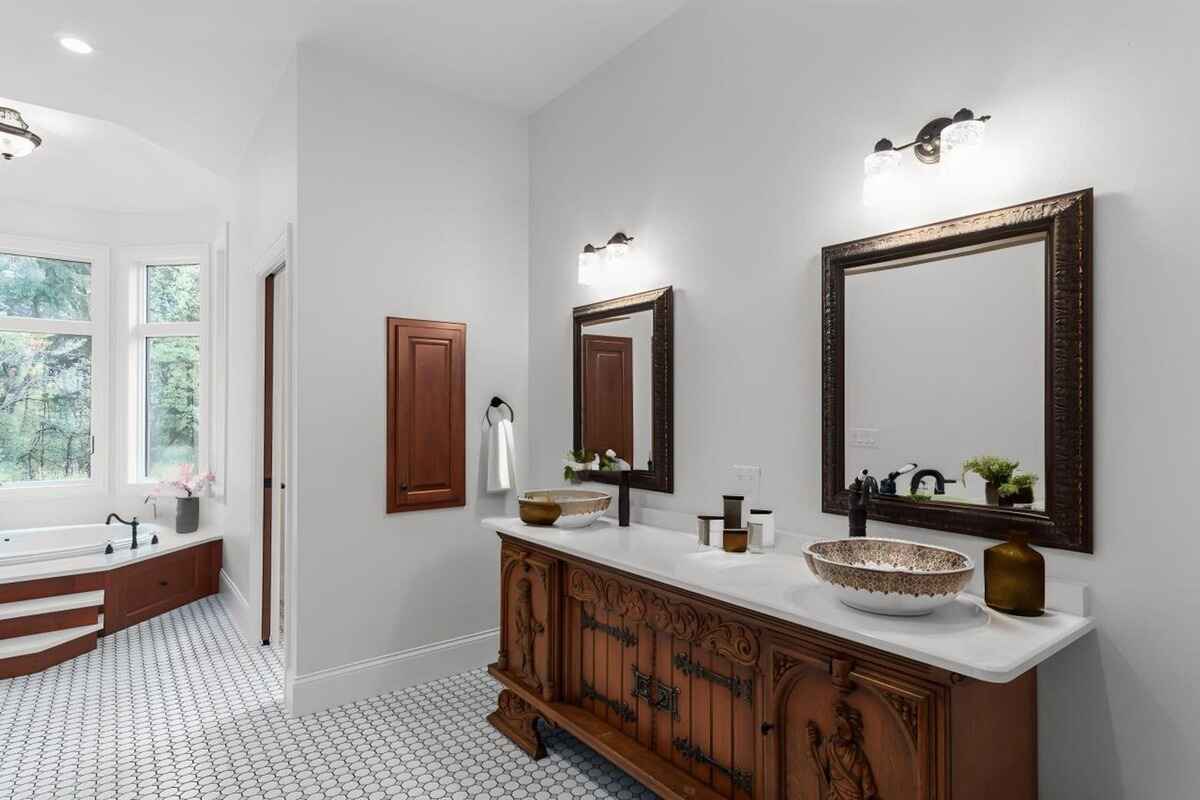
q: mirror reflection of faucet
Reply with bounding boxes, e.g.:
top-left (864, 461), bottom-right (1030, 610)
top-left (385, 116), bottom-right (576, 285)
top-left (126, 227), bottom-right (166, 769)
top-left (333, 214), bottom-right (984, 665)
top-left (879, 463), bottom-right (917, 495)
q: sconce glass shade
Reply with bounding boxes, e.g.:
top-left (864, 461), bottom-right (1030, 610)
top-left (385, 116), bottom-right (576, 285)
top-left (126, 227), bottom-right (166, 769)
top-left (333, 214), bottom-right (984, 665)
top-left (605, 232), bottom-right (634, 262)
top-left (940, 118), bottom-right (986, 164)
top-left (578, 244), bottom-right (602, 285)
top-left (862, 148), bottom-right (902, 206)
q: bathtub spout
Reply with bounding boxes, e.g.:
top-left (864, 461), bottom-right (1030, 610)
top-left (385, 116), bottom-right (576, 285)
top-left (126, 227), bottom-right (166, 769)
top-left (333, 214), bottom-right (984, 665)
top-left (105, 513), bottom-right (139, 550)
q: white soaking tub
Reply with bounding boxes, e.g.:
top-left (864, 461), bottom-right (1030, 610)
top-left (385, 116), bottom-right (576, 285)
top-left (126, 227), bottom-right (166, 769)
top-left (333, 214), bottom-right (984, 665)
top-left (0, 523), bottom-right (157, 567)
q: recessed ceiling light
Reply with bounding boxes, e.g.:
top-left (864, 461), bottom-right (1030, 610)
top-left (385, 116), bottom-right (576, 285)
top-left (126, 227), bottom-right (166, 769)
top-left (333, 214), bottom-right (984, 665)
top-left (59, 37), bottom-right (93, 55)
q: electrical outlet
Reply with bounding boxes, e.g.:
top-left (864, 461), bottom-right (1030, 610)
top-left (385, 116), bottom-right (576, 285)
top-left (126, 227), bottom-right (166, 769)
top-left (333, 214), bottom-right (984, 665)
top-left (848, 427), bottom-right (879, 449)
top-left (729, 465), bottom-right (763, 505)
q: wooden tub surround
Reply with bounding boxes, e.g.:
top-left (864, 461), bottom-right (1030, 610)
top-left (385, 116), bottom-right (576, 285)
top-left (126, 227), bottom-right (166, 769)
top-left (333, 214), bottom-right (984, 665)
top-left (483, 517), bottom-right (1093, 800)
top-left (0, 539), bottom-right (221, 679)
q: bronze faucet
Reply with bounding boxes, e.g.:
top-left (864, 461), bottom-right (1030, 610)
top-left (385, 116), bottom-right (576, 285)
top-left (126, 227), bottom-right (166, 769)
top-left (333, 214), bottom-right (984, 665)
top-left (847, 469), bottom-right (878, 537)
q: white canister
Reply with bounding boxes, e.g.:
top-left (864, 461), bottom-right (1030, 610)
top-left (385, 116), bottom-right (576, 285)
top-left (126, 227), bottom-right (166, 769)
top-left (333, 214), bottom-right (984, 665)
top-left (748, 509), bottom-right (775, 551)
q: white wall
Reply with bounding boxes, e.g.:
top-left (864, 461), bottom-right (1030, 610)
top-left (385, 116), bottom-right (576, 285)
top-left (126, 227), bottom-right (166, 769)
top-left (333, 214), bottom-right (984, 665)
top-left (223, 61), bottom-right (299, 641)
top-left (527, 0), bottom-right (1200, 796)
top-left (289, 45), bottom-right (529, 712)
top-left (0, 200), bottom-right (220, 532)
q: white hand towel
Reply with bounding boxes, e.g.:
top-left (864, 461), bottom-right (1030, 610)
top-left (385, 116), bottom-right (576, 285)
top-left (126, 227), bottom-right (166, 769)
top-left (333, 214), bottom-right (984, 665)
top-left (487, 418), bottom-right (518, 493)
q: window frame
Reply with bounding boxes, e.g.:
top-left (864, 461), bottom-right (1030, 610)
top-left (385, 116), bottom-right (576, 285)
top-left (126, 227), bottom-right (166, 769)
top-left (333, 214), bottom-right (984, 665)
top-left (0, 234), bottom-right (110, 497)
top-left (123, 244), bottom-right (211, 488)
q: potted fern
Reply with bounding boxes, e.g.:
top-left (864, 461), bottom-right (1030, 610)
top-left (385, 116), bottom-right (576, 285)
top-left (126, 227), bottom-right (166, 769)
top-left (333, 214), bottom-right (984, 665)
top-left (999, 472), bottom-right (1038, 507)
top-left (961, 456), bottom-right (1020, 506)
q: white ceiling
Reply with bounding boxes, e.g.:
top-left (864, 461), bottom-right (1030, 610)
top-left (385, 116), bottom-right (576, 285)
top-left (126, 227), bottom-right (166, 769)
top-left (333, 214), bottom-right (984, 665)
top-left (2, 0), bottom-right (688, 180)
top-left (0, 97), bottom-right (224, 215)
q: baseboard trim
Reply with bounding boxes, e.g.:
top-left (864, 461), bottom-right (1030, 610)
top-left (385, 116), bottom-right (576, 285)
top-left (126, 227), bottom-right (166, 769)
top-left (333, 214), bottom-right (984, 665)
top-left (288, 627), bottom-right (500, 717)
top-left (217, 569), bottom-right (256, 647)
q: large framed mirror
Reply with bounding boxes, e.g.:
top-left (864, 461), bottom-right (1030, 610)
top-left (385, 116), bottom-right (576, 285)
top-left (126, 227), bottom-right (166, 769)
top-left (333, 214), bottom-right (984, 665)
top-left (573, 286), bottom-right (673, 493)
top-left (822, 190), bottom-right (1092, 551)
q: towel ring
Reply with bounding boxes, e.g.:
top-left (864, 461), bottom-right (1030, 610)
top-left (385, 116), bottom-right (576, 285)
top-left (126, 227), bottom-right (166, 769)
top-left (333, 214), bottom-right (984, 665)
top-left (484, 396), bottom-right (515, 426)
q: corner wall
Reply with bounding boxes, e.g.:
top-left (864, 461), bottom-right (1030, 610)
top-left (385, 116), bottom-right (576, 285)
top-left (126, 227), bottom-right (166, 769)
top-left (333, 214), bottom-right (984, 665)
top-left (289, 45), bottom-right (529, 713)
top-left (527, 0), bottom-right (1200, 796)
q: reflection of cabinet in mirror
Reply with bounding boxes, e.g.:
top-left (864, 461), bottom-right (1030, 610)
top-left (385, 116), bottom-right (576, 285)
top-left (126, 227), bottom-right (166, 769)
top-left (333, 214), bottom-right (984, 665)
top-left (822, 189), bottom-right (1093, 552)
top-left (574, 287), bottom-right (674, 493)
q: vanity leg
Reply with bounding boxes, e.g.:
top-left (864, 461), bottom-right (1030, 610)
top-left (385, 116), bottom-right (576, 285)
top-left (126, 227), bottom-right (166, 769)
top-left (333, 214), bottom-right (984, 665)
top-left (487, 689), bottom-right (547, 759)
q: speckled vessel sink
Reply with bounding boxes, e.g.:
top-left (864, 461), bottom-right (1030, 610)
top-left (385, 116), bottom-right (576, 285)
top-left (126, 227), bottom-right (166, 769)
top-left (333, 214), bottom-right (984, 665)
top-left (802, 537), bottom-right (974, 616)
top-left (520, 490), bottom-right (611, 528)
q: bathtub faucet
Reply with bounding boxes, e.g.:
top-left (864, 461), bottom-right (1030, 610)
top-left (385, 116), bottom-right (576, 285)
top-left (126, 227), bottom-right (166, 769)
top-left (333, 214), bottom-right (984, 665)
top-left (106, 513), bottom-right (140, 550)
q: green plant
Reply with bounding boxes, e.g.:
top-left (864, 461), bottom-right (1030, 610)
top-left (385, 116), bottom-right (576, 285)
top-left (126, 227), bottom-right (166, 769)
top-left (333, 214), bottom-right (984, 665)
top-left (999, 472), bottom-right (1038, 498)
top-left (961, 456), bottom-right (1020, 487)
top-left (562, 448), bottom-right (623, 482)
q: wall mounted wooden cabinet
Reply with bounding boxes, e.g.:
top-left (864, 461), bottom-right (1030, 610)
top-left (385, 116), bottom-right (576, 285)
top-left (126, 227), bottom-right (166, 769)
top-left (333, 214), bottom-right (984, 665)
top-left (488, 534), bottom-right (1038, 800)
top-left (386, 318), bottom-right (466, 513)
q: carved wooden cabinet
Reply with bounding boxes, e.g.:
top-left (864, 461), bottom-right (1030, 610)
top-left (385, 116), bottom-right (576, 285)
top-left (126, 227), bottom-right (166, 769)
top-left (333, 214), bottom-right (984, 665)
top-left (488, 534), bottom-right (1038, 800)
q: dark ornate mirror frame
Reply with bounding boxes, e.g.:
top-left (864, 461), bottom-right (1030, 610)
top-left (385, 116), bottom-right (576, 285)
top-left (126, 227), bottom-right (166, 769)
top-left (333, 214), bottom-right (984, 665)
top-left (573, 286), bottom-right (674, 494)
top-left (822, 189), bottom-right (1093, 552)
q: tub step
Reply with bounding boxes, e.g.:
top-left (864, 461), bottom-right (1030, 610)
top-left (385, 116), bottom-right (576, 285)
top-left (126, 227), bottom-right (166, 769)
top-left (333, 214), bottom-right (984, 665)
top-left (0, 590), bottom-right (105, 620)
top-left (0, 624), bottom-right (101, 679)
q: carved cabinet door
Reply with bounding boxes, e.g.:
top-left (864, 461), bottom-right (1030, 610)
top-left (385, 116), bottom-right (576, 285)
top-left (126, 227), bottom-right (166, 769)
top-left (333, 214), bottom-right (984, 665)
top-left (765, 643), bottom-right (937, 800)
top-left (498, 544), bottom-right (559, 702)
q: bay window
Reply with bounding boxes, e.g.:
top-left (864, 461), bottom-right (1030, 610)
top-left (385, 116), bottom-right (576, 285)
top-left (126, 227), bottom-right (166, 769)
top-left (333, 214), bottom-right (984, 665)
top-left (0, 236), bottom-right (108, 491)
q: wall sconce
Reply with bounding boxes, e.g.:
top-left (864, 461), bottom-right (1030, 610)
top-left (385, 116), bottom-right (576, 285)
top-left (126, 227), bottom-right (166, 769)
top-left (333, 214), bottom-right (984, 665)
top-left (863, 108), bottom-right (990, 205)
top-left (577, 232), bottom-right (636, 285)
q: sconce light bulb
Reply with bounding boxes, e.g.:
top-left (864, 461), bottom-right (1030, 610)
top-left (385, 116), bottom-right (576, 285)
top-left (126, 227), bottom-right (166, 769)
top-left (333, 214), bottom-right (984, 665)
top-left (605, 232), bottom-right (634, 262)
top-left (578, 244), bottom-right (602, 285)
top-left (862, 148), bottom-right (902, 206)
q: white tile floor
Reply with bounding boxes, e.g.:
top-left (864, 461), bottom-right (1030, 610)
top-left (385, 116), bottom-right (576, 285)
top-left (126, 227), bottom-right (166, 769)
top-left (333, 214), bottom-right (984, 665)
top-left (0, 597), bottom-right (656, 800)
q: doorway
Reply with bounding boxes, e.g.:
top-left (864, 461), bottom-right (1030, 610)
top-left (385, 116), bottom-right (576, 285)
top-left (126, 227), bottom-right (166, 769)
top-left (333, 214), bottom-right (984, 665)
top-left (261, 268), bottom-right (289, 646)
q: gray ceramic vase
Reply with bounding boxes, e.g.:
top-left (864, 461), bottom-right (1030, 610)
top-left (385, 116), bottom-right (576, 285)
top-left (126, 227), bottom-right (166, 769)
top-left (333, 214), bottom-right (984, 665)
top-left (176, 496), bottom-right (199, 534)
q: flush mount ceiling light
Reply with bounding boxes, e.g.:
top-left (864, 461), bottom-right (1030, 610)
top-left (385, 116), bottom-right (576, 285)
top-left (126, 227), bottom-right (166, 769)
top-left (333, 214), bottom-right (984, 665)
top-left (577, 232), bottom-right (636, 285)
top-left (0, 107), bottom-right (42, 160)
top-left (863, 108), bottom-right (990, 205)
top-left (59, 36), bottom-right (94, 54)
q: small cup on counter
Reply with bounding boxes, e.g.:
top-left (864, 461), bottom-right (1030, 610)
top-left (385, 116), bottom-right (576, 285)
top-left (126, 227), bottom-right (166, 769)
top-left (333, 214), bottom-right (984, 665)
top-left (696, 515), bottom-right (724, 548)
top-left (722, 528), bottom-right (748, 553)
top-left (747, 509), bottom-right (775, 552)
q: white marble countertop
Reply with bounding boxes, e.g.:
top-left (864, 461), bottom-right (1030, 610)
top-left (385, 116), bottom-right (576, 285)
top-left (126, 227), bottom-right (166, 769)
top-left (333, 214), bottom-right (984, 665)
top-left (483, 516), bottom-right (1094, 684)
top-left (0, 527), bottom-right (223, 586)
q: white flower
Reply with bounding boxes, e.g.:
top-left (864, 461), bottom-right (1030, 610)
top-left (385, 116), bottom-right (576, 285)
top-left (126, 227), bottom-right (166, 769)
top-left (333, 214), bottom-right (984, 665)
top-left (605, 449), bottom-right (617, 458)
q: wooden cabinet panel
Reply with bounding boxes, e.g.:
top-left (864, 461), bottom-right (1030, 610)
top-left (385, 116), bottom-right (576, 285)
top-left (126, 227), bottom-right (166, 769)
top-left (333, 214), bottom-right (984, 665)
top-left (563, 560), bottom-right (761, 798)
top-left (498, 544), bottom-right (559, 703)
top-left (386, 317), bottom-right (465, 513)
top-left (766, 643), bottom-right (936, 800)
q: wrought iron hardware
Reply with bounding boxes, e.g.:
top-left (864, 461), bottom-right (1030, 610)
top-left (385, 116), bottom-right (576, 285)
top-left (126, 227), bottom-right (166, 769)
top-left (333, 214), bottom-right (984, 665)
top-left (581, 679), bottom-right (637, 723)
top-left (581, 609), bottom-right (637, 647)
top-left (672, 738), bottom-right (753, 793)
top-left (631, 666), bottom-right (679, 719)
top-left (673, 652), bottom-right (754, 703)
top-left (761, 722), bottom-right (775, 736)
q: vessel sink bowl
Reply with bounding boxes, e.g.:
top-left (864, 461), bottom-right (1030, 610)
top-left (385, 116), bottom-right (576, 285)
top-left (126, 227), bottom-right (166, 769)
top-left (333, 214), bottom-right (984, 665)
top-left (520, 490), bottom-right (611, 528)
top-left (802, 537), bottom-right (974, 616)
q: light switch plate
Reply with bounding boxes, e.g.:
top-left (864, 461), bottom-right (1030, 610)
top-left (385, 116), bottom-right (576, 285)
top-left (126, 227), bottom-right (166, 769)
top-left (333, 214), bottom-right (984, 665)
top-left (848, 427), bottom-right (879, 449)
top-left (729, 465), bottom-right (763, 505)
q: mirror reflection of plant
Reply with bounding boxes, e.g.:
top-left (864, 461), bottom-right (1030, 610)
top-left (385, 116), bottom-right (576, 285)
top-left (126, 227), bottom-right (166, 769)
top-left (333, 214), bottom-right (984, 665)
top-left (999, 471), bottom-right (1039, 498)
top-left (563, 448), bottom-right (628, 483)
top-left (961, 456), bottom-right (1021, 488)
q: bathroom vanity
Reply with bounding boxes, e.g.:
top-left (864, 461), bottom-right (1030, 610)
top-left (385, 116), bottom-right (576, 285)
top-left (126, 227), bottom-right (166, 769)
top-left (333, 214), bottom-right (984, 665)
top-left (483, 517), bottom-right (1092, 800)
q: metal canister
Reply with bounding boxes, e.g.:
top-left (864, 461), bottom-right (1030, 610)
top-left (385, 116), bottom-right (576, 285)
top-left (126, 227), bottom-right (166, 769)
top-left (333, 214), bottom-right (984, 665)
top-left (696, 515), bottom-right (723, 547)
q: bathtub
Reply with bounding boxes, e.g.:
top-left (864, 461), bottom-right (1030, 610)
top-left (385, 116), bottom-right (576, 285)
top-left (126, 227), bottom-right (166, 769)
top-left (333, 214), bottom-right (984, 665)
top-left (0, 523), bottom-right (158, 567)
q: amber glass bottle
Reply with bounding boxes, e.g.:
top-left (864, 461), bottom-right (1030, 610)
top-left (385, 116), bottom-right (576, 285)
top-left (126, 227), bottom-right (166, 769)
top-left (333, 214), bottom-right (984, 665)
top-left (984, 531), bottom-right (1045, 616)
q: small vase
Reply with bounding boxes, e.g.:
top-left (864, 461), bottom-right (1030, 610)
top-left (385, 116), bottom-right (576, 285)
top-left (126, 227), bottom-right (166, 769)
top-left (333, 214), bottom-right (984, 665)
top-left (176, 496), bottom-right (199, 534)
top-left (984, 482), bottom-right (1000, 506)
top-left (984, 531), bottom-right (1044, 616)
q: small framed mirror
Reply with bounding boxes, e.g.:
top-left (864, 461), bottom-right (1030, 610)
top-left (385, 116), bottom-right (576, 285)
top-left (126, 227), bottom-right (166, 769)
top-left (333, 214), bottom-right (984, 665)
top-left (573, 286), bottom-right (673, 493)
top-left (822, 190), bottom-right (1092, 551)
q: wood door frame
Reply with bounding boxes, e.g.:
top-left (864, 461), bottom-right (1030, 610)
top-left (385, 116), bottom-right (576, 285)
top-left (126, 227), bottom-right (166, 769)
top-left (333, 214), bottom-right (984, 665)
top-left (250, 227), bottom-right (298, 676)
